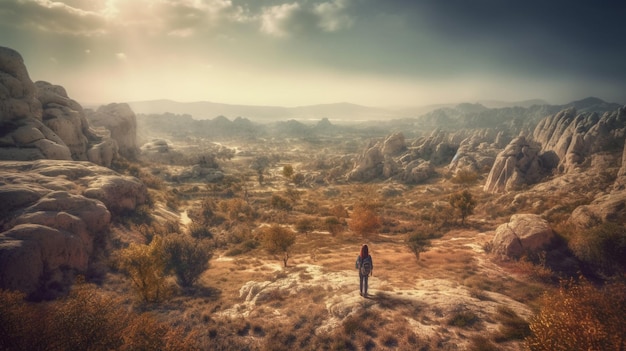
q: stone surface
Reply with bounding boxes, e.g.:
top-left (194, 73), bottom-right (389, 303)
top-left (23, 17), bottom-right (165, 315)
top-left (86, 103), bottom-right (139, 159)
top-left (0, 159), bottom-right (147, 296)
top-left (483, 136), bottom-right (545, 193)
top-left (568, 190), bottom-right (626, 230)
top-left (492, 214), bottom-right (555, 259)
top-left (0, 46), bottom-right (119, 166)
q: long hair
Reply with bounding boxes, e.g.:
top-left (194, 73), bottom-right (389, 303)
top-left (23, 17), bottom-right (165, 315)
top-left (360, 244), bottom-right (369, 259)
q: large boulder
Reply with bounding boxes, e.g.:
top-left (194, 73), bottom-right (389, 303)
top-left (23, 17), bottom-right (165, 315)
top-left (568, 190), bottom-right (626, 230)
top-left (492, 214), bottom-right (555, 259)
top-left (86, 103), bottom-right (139, 159)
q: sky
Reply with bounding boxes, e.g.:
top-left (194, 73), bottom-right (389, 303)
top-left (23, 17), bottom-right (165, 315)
top-left (1, 0), bottom-right (626, 107)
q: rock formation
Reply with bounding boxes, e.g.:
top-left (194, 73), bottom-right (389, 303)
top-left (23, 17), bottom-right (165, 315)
top-left (483, 136), bottom-right (546, 193)
top-left (0, 46), bottom-right (119, 167)
top-left (0, 160), bottom-right (147, 297)
top-left (492, 214), bottom-right (555, 259)
top-left (86, 103), bottom-right (139, 160)
top-left (532, 106), bottom-right (626, 173)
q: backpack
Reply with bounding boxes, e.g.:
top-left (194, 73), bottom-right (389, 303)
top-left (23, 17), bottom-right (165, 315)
top-left (360, 256), bottom-right (372, 276)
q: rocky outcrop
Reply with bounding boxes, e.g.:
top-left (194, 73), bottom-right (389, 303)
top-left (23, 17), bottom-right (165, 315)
top-left (0, 46), bottom-right (42, 122)
top-left (347, 140), bottom-right (384, 181)
top-left (0, 46), bottom-right (119, 167)
top-left (568, 190), bottom-right (626, 230)
top-left (483, 136), bottom-right (546, 193)
top-left (86, 103), bottom-right (139, 159)
top-left (492, 214), bottom-right (555, 259)
top-left (615, 144), bottom-right (626, 191)
top-left (381, 132), bottom-right (406, 156)
top-left (532, 106), bottom-right (626, 173)
top-left (0, 160), bottom-right (147, 297)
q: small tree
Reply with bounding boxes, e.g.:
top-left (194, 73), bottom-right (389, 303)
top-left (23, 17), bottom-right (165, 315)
top-left (449, 190), bottom-right (476, 225)
top-left (163, 234), bottom-right (213, 288)
top-left (117, 236), bottom-right (169, 302)
top-left (261, 224), bottom-right (297, 267)
top-left (349, 202), bottom-right (381, 238)
top-left (406, 231), bottom-right (435, 261)
top-left (282, 164), bottom-right (294, 179)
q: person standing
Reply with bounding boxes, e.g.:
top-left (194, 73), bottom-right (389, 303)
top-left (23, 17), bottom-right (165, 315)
top-left (355, 244), bottom-right (373, 297)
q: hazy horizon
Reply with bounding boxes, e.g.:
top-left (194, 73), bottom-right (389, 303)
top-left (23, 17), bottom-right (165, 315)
top-left (2, 0), bottom-right (626, 108)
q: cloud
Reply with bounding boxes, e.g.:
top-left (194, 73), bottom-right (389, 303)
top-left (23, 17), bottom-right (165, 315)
top-left (260, 0), bottom-right (354, 37)
top-left (115, 52), bottom-right (127, 60)
top-left (0, 0), bottom-right (107, 36)
top-left (315, 0), bottom-right (353, 32)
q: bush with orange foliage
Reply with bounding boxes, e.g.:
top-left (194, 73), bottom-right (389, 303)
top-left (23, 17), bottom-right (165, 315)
top-left (0, 282), bottom-right (198, 351)
top-left (526, 279), bottom-right (626, 351)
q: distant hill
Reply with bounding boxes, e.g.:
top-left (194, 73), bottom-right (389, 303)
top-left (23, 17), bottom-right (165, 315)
top-left (126, 97), bottom-right (622, 123)
top-left (127, 99), bottom-right (398, 122)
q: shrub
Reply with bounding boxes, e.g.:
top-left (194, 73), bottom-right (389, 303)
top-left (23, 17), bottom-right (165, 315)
top-left (324, 216), bottom-right (343, 236)
top-left (188, 223), bottom-right (214, 240)
top-left (0, 283), bottom-right (198, 350)
top-left (261, 224), bottom-right (297, 267)
top-left (449, 190), bottom-right (476, 225)
top-left (451, 169), bottom-right (478, 186)
top-left (282, 164), bottom-right (294, 179)
top-left (349, 202), bottom-right (381, 238)
top-left (295, 217), bottom-right (315, 236)
top-left (568, 222), bottom-right (626, 277)
top-left (116, 236), bottom-right (170, 302)
top-left (163, 234), bottom-right (213, 288)
top-left (406, 231), bottom-right (436, 261)
top-left (271, 195), bottom-right (292, 211)
top-left (526, 279), bottom-right (626, 351)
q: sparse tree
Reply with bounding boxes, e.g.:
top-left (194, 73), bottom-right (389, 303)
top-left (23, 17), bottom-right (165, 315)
top-left (449, 189), bottom-right (476, 225)
top-left (163, 234), bottom-right (213, 288)
top-left (261, 224), bottom-right (297, 267)
top-left (406, 231), bottom-right (435, 261)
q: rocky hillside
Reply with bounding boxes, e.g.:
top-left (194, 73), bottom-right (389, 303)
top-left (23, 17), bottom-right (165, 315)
top-left (0, 46), bottom-right (146, 298)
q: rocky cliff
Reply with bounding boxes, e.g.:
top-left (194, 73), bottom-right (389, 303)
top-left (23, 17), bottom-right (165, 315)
top-left (0, 47), bottom-right (147, 298)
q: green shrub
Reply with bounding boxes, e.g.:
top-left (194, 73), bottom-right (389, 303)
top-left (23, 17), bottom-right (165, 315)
top-left (163, 234), bottom-right (213, 288)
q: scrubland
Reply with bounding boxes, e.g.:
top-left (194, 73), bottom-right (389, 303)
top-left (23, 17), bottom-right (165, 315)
top-left (2, 134), bottom-right (625, 351)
